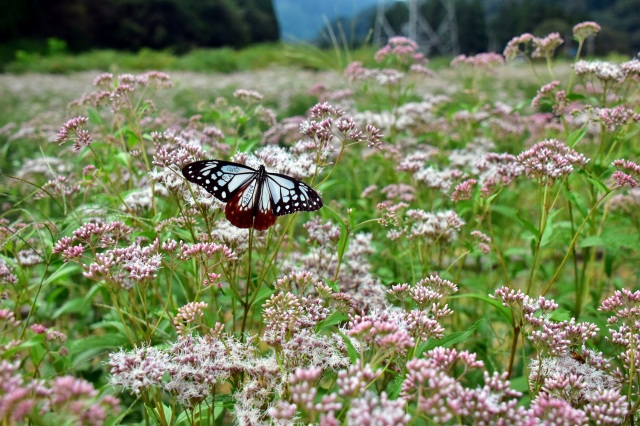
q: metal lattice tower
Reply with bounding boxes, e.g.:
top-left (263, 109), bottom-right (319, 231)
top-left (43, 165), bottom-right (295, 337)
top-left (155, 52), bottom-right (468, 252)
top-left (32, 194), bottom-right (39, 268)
top-left (374, 0), bottom-right (459, 57)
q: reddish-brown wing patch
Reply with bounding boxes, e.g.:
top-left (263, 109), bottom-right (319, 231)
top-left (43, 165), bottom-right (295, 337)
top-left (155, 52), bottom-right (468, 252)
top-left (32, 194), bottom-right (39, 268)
top-left (252, 206), bottom-right (277, 231)
top-left (224, 200), bottom-right (255, 229)
top-left (223, 181), bottom-right (277, 231)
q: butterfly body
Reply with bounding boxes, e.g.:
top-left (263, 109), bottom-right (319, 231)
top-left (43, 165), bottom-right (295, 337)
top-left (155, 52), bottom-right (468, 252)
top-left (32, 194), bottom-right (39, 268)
top-left (182, 160), bottom-right (323, 231)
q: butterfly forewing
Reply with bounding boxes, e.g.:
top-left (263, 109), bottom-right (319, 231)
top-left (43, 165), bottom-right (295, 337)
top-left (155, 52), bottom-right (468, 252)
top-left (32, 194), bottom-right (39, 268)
top-left (182, 159), bottom-right (323, 230)
top-left (182, 160), bottom-right (257, 202)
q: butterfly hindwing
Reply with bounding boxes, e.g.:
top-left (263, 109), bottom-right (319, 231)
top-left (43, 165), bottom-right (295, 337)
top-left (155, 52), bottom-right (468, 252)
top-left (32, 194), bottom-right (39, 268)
top-left (181, 160), bottom-right (257, 202)
top-left (224, 178), bottom-right (276, 229)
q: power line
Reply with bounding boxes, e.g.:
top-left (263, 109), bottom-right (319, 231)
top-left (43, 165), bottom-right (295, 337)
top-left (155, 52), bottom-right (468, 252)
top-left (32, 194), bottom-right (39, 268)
top-left (374, 0), bottom-right (460, 56)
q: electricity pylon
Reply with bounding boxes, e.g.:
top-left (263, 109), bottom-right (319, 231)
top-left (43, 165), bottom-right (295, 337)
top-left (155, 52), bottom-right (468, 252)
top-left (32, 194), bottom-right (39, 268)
top-left (374, 0), bottom-right (460, 56)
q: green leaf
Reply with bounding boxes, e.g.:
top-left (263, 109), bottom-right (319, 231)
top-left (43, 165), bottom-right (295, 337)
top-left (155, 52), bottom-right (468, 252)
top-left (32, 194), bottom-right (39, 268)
top-left (585, 176), bottom-right (610, 194)
top-left (509, 375), bottom-right (529, 392)
top-left (317, 312), bottom-right (348, 330)
top-left (563, 185), bottom-right (588, 218)
top-left (52, 297), bottom-right (91, 319)
top-left (145, 403), bottom-right (173, 425)
top-left (540, 210), bottom-right (560, 248)
top-left (566, 126), bottom-right (587, 148)
top-left (550, 308), bottom-right (572, 322)
top-left (86, 108), bottom-right (104, 127)
top-left (338, 331), bottom-right (359, 363)
top-left (453, 293), bottom-right (512, 323)
top-left (42, 262), bottom-right (82, 287)
top-left (387, 374), bottom-right (405, 399)
top-left (579, 235), bottom-right (605, 248)
top-left (69, 333), bottom-right (130, 367)
top-left (4, 334), bottom-right (47, 359)
top-left (252, 284), bottom-right (273, 306)
top-left (515, 211), bottom-right (539, 242)
top-left (423, 320), bottom-right (482, 351)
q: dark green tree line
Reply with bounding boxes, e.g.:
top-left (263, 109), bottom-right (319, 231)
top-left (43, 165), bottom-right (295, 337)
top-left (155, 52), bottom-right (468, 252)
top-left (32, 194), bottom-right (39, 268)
top-left (0, 0), bottom-right (279, 53)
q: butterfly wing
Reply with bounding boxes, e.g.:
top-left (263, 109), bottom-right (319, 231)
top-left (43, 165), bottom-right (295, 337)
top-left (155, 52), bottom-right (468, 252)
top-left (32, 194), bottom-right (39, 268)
top-left (223, 176), bottom-right (277, 231)
top-left (265, 172), bottom-right (323, 216)
top-left (181, 160), bottom-right (258, 202)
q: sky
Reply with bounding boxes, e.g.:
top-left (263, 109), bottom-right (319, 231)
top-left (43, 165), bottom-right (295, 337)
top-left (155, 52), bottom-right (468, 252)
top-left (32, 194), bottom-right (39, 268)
top-left (273, 0), bottom-right (380, 41)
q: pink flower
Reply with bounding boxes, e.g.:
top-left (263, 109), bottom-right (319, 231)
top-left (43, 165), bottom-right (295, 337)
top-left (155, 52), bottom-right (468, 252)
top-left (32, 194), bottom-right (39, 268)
top-left (516, 139), bottom-right (589, 184)
top-left (573, 21), bottom-right (601, 42)
top-left (531, 33), bottom-right (564, 59)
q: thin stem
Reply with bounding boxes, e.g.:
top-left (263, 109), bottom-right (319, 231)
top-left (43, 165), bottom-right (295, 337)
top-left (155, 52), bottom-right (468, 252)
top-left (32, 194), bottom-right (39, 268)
top-left (240, 227), bottom-right (254, 340)
top-left (542, 186), bottom-right (619, 296)
top-left (526, 184), bottom-right (550, 295)
top-left (507, 323), bottom-right (520, 379)
top-left (566, 40), bottom-right (584, 95)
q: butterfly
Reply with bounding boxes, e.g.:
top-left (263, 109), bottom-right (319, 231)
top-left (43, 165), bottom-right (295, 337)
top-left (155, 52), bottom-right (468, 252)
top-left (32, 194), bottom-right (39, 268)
top-left (182, 160), bottom-right (323, 231)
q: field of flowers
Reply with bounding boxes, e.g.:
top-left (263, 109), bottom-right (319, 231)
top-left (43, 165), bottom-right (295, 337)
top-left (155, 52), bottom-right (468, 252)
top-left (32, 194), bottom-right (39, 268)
top-left (1, 22), bottom-right (640, 425)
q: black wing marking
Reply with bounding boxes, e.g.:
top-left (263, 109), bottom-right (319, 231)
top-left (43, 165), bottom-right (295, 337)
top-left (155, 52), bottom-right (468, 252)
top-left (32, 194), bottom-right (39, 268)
top-left (182, 159), bottom-right (324, 230)
top-left (181, 160), bottom-right (258, 202)
top-left (265, 172), bottom-right (323, 217)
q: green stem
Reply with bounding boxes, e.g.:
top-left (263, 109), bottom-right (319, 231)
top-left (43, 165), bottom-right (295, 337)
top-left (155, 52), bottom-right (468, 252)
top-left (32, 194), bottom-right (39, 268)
top-left (542, 186), bottom-right (619, 296)
top-left (526, 184), bottom-right (550, 295)
top-left (240, 228), bottom-right (254, 340)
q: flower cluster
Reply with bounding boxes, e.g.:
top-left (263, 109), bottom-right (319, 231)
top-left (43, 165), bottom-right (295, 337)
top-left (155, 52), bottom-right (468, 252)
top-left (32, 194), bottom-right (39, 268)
top-left (573, 21), bottom-right (601, 42)
top-left (300, 102), bottom-right (383, 152)
top-left (52, 223), bottom-right (188, 290)
top-left (574, 60), bottom-right (625, 82)
top-left (0, 360), bottom-right (120, 424)
top-left (73, 71), bottom-right (172, 113)
top-left (491, 287), bottom-right (627, 424)
top-left (503, 33), bottom-right (534, 60)
top-left (284, 218), bottom-right (389, 311)
top-left (611, 158), bottom-right (640, 187)
top-left (401, 348), bottom-right (527, 423)
top-left (594, 106), bottom-right (640, 132)
top-left (53, 116), bottom-right (93, 152)
top-left (110, 332), bottom-right (264, 407)
top-left (531, 32), bottom-right (564, 59)
top-left (404, 209), bottom-right (465, 244)
top-left (374, 36), bottom-right (426, 66)
top-left (450, 52), bottom-right (504, 70)
top-left (516, 139), bottom-right (589, 185)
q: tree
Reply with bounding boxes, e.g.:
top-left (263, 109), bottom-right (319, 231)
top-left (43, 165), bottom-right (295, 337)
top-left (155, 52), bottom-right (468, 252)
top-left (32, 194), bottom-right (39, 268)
top-left (456, 0), bottom-right (489, 54)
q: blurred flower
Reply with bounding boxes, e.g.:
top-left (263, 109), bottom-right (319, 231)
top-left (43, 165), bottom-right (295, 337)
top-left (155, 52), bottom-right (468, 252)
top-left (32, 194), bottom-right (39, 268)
top-left (53, 116), bottom-right (93, 152)
top-left (503, 33), bottom-right (534, 61)
top-left (346, 391), bottom-right (409, 426)
top-left (174, 301), bottom-right (208, 336)
top-left (594, 106), bottom-right (640, 132)
top-left (531, 33), bottom-right (564, 59)
top-left (573, 60), bottom-right (625, 83)
top-left (233, 89), bottom-right (264, 102)
top-left (450, 178), bottom-right (477, 201)
top-left (405, 209), bottom-right (465, 244)
top-left (532, 80), bottom-right (561, 108)
top-left (573, 21), bottom-right (601, 43)
top-left (450, 52), bottom-right (504, 70)
top-left (375, 36), bottom-right (424, 64)
top-left (16, 157), bottom-right (72, 179)
top-left (0, 258), bottom-right (18, 285)
top-left (611, 159), bottom-right (640, 187)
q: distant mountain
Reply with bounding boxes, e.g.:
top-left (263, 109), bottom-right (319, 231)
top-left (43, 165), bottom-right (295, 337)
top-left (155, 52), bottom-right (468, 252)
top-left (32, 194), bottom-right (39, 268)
top-left (273, 0), bottom-right (379, 42)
